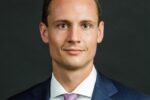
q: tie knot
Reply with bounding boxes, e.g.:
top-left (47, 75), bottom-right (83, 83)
top-left (64, 93), bottom-right (78, 100)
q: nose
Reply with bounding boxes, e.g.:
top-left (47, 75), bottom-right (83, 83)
top-left (67, 26), bottom-right (81, 43)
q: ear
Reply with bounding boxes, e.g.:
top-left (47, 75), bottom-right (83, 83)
top-left (97, 21), bottom-right (104, 43)
top-left (39, 22), bottom-right (49, 43)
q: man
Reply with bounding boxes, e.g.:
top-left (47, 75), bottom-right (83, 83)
top-left (8, 0), bottom-right (150, 100)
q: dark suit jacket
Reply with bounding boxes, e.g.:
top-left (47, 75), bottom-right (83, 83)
top-left (8, 71), bottom-right (150, 100)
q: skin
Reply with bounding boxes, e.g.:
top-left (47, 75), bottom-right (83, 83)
top-left (39, 0), bottom-right (104, 92)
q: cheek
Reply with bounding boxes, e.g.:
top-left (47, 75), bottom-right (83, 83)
top-left (48, 38), bottom-right (62, 60)
top-left (83, 30), bottom-right (98, 44)
top-left (88, 39), bottom-right (98, 59)
top-left (83, 31), bottom-right (98, 53)
top-left (48, 29), bottom-right (65, 45)
top-left (48, 36), bottom-right (61, 52)
top-left (47, 31), bottom-right (67, 54)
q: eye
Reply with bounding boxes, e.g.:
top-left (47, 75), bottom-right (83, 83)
top-left (56, 23), bottom-right (69, 30)
top-left (81, 23), bottom-right (93, 30)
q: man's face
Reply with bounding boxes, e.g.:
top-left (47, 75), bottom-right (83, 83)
top-left (40, 0), bottom-right (104, 70)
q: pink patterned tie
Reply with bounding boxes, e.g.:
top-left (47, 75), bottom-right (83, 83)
top-left (64, 93), bottom-right (78, 100)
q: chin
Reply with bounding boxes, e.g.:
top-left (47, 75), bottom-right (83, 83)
top-left (62, 63), bottom-right (85, 70)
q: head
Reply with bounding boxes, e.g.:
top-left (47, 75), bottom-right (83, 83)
top-left (39, 0), bottom-right (104, 71)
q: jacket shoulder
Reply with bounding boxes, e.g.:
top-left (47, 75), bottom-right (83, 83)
top-left (96, 71), bottom-right (150, 100)
top-left (7, 78), bottom-right (50, 100)
top-left (111, 79), bottom-right (150, 100)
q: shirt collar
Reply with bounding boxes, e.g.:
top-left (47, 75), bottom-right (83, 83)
top-left (50, 66), bottom-right (97, 98)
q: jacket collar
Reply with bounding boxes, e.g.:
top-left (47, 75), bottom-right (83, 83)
top-left (92, 71), bottom-right (118, 100)
top-left (31, 70), bottom-right (118, 100)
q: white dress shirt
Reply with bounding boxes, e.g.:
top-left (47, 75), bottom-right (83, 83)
top-left (50, 66), bottom-right (97, 100)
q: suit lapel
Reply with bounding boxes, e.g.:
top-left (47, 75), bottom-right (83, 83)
top-left (92, 71), bottom-right (118, 100)
top-left (33, 71), bottom-right (118, 100)
top-left (31, 77), bottom-right (51, 100)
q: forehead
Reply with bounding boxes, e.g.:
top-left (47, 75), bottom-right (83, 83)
top-left (48, 0), bottom-right (98, 22)
top-left (50, 0), bottom-right (96, 7)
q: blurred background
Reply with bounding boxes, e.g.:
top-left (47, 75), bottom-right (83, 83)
top-left (0, 0), bottom-right (150, 99)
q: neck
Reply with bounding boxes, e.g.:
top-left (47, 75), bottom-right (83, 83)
top-left (52, 62), bottom-right (93, 92)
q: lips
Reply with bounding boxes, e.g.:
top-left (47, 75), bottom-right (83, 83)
top-left (62, 48), bottom-right (84, 55)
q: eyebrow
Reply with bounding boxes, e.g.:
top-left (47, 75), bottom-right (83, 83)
top-left (80, 20), bottom-right (97, 24)
top-left (52, 20), bottom-right (71, 25)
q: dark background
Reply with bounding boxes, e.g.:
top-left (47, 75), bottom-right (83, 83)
top-left (0, 0), bottom-right (150, 100)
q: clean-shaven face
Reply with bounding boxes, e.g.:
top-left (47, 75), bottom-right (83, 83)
top-left (40, 0), bottom-right (104, 70)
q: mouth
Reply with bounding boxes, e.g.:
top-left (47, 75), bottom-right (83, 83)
top-left (62, 48), bottom-right (84, 55)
